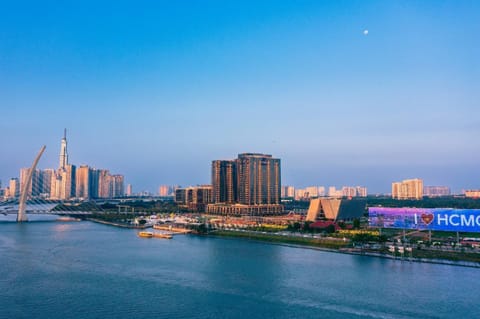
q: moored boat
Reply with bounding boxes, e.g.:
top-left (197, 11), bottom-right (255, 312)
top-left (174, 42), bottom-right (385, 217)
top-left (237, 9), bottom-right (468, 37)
top-left (137, 231), bottom-right (154, 238)
top-left (153, 232), bottom-right (173, 239)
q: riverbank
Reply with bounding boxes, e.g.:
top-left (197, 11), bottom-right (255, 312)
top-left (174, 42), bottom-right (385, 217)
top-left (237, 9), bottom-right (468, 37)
top-left (210, 229), bottom-right (480, 268)
top-left (87, 218), bottom-right (148, 229)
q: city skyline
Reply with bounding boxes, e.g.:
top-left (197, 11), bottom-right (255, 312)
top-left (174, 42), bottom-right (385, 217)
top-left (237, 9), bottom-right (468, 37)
top-left (0, 129), bottom-right (477, 195)
top-left (1, 1), bottom-right (479, 193)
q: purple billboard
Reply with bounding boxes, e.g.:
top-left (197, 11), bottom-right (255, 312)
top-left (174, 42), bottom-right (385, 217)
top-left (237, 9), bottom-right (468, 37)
top-left (368, 207), bottom-right (480, 233)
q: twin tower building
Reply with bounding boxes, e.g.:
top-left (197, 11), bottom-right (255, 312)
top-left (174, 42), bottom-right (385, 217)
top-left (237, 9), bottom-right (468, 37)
top-left (177, 153), bottom-right (283, 215)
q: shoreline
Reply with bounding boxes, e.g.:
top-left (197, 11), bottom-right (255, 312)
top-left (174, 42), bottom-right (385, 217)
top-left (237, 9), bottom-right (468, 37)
top-left (87, 218), bottom-right (148, 229)
top-left (208, 230), bottom-right (480, 269)
top-left (83, 220), bottom-right (480, 268)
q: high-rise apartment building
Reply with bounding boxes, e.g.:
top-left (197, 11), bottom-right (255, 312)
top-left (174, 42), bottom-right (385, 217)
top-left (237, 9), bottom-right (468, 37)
top-left (60, 164), bottom-right (76, 199)
top-left (111, 174), bottom-right (124, 198)
top-left (76, 165), bottom-right (90, 199)
top-left (342, 186), bottom-right (357, 197)
top-left (212, 160), bottom-right (237, 203)
top-left (328, 186), bottom-right (343, 197)
top-left (98, 169), bottom-right (111, 198)
top-left (237, 153), bottom-right (281, 205)
top-left (305, 186), bottom-right (319, 198)
top-left (41, 169), bottom-right (54, 197)
top-left (423, 186), bottom-right (451, 197)
top-left (9, 178), bottom-right (20, 198)
top-left (392, 178), bottom-right (423, 199)
top-left (281, 185), bottom-right (296, 198)
top-left (89, 169), bottom-right (100, 199)
top-left (158, 185), bottom-right (171, 197)
top-left (356, 186), bottom-right (368, 197)
top-left (287, 186), bottom-right (295, 197)
top-left (207, 153), bottom-right (283, 215)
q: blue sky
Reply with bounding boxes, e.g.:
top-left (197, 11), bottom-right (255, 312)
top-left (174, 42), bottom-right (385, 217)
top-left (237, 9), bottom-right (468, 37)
top-left (1, 0), bottom-right (479, 193)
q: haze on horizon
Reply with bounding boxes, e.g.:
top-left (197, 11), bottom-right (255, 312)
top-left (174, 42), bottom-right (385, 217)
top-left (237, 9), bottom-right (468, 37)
top-left (1, 1), bottom-right (479, 194)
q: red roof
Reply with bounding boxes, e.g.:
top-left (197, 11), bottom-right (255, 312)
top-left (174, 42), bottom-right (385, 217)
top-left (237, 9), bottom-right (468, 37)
top-left (309, 221), bottom-right (340, 230)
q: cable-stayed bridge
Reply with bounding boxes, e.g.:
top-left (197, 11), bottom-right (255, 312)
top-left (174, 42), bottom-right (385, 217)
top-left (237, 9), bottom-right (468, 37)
top-left (0, 199), bottom-right (98, 217)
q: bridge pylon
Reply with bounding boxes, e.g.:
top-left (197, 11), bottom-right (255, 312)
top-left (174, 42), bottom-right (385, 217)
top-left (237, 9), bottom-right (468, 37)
top-left (17, 145), bottom-right (46, 222)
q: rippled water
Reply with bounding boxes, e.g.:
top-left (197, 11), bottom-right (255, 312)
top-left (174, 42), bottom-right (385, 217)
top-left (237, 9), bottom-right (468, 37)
top-left (1, 221), bottom-right (478, 319)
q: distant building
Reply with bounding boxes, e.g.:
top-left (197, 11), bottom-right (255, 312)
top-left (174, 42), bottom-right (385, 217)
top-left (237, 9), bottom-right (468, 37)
top-left (76, 165), bottom-right (91, 199)
top-left (305, 186), bottom-right (320, 198)
top-left (342, 186), bottom-right (356, 198)
top-left (126, 184), bottom-right (133, 196)
top-left (98, 169), bottom-right (111, 198)
top-left (40, 169), bottom-right (54, 198)
top-left (424, 186), bottom-right (451, 197)
top-left (175, 185), bottom-right (213, 211)
top-left (158, 185), bottom-right (170, 197)
top-left (356, 186), bottom-right (368, 197)
top-left (8, 178), bottom-right (20, 198)
top-left (111, 175), bottom-right (125, 198)
top-left (465, 190), bottom-right (480, 198)
top-left (281, 186), bottom-right (289, 198)
top-left (328, 186), bottom-right (343, 198)
top-left (295, 189), bottom-right (307, 200)
top-left (392, 178), bottom-right (423, 200)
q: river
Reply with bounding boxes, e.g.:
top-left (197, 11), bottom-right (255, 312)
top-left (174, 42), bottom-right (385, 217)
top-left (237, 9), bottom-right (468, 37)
top-left (0, 221), bottom-right (478, 319)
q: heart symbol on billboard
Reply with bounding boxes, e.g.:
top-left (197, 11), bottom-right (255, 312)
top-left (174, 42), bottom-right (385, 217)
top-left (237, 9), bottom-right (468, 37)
top-left (421, 213), bottom-right (434, 225)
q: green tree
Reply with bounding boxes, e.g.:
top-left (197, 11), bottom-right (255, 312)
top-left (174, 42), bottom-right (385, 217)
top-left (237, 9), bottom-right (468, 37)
top-left (353, 218), bottom-right (360, 229)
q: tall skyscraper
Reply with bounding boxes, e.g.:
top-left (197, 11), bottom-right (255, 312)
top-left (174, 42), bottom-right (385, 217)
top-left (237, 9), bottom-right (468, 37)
top-left (237, 153), bottom-right (281, 205)
top-left (49, 129), bottom-right (76, 200)
top-left (59, 128), bottom-right (68, 170)
top-left (212, 160), bottom-right (237, 203)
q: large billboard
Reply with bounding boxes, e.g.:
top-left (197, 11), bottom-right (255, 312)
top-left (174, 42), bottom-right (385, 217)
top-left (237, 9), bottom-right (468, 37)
top-left (368, 207), bottom-right (480, 233)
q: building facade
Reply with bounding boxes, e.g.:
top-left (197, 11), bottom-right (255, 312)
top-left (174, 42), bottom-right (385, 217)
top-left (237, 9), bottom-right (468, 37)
top-left (392, 178), bottom-right (423, 200)
top-left (76, 165), bottom-right (90, 199)
top-left (175, 185), bottom-right (213, 211)
top-left (465, 190), bottom-right (480, 198)
top-left (237, 153), bottom-right (281, 205)
top-left (208, 153), bottom-right (283, 215)
top-left (212, 160), bottom-right (238, 203)
top-left (424, 186), bottom-right (451, 197)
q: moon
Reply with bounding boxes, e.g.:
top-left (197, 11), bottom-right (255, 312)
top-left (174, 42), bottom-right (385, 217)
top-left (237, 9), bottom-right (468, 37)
top-left (363, 29), bottom-right (369, 35)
